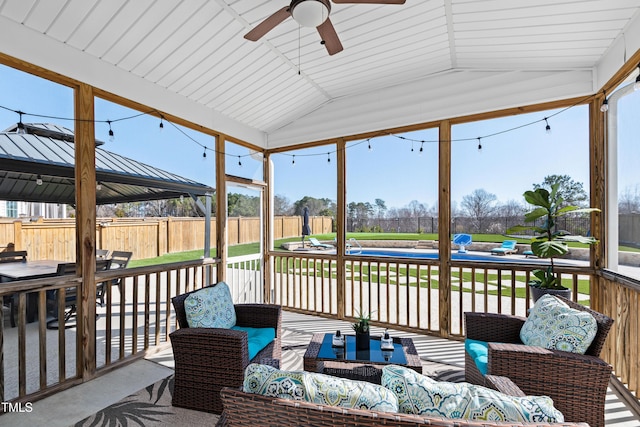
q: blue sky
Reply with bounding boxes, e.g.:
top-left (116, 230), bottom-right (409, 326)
top-left (2, 63), bottom-right (639, 212)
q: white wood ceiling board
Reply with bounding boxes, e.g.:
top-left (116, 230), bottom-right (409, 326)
top-left (455, 30), bottom-right (621, 45)
top-left (200, 51), bottom-right (289, 109)
top-left (84, 1), bottom-right (154, 59)
top-left (164, 24), bottom-right (242, 95)
top-left (176, 33), bottom-right (255, 100)
top-left (152, 12), bottom-right (234, 87)
top-left (0, 0), bottom-right (36, 23)
top-left (97, 1), bottom-right (176, 65)
top-left (133, 4), bottom-right (224, 79)
top-left (120, 1), bottom-right (209, 73)
top-left (43, 0), bottom-right (96, 42)
top-left (64, 1), bottom-right (125, 51)
top-left (22, 0), bottom-right (67, 31)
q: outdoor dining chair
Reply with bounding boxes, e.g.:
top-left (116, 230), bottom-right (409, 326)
top-left (1, 250), bottom-right (28, 327)
top-left (96, 250), bottom-right (132, 306)
top-left (47, 259), bottom-right (112, 329)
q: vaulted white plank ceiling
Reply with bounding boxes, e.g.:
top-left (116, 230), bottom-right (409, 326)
top-left (0, 0), bottom-right (639, 149)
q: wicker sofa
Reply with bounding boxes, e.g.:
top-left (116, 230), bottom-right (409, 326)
top-left (170, 285), bottom-right (282, 414)
top-left (216, 374), bottom-right (589, 427)
top-left (464, 296), bottom-right (613, 427)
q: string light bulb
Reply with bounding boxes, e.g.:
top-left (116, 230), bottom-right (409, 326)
top-left (202, 148), bottom-right (207, 158)
top-left (419, 141), bottom-right (424, 155)
top-left (600, 98), bottom-right (609, 112)
top-left (477, 137), bottom-right (482, 151)
top-left (634, 64), bottom-right (640, 91)
top-left (159, 117), bottom-right (164, 131)
top-left (36, 175), bottom-right (43, 186)
top-left (368, 139), bottom-right (372, 151)
top-left (327, 152), bottom-right (330, 163)
top-left (96, 182), bottom-right (102, 191)
top-left (238, 156), bottom-right (242, 167)
top-left (17, 111), bottom-right (25, 134)
top-left (410, 141), bottom-right (414, 152)
top-left (292, 155), bottom-right (296, 167)
top-left (544, 118), bottom-right (551, 134)
top-left (107, 120), bottom-right (114, 142)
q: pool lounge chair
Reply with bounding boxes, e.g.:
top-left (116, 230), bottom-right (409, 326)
top-left (308, 237), bottom-right (333, 249)
top-left (490, 240), bottom-right (518, 255)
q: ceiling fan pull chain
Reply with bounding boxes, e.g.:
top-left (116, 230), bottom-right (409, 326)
top-left (298, 24), bottom-right (302, 75)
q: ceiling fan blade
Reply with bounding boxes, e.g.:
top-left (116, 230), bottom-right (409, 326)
top-left (332, 0), bottom-right (406, 4)
top-left (244, 6), bottom-right (291, 41)
top-left (317, 18), bottom-right (343, 55)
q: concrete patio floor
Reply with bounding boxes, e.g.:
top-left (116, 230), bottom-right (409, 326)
top-left (2, 310), bottom-right (639, 426)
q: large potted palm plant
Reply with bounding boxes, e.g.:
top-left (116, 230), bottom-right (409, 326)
top-left (507, 183), bottom-right (599, 302)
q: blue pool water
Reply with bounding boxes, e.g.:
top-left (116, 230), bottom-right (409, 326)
top-left (351, 249), bottom-right (535, 262)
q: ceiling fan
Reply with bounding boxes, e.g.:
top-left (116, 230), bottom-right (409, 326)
top-left (244, 0), bottom-right (406, 56)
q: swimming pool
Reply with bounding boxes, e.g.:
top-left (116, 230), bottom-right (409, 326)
top-left (349, 249), bottom-right (538, 263)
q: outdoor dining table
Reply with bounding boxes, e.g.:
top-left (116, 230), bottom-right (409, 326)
top-left (0, 260), bottom-right (64, 323)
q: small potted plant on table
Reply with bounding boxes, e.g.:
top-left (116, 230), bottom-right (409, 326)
top-left (507, 183), bottom-right (599, 302)
top-left (352, 310), bottom-right (371, 350)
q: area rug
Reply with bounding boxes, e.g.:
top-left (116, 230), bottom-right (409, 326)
top-left (74, 375), bottom-right (219, 427)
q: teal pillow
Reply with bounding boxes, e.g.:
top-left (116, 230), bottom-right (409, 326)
top-left (464, 339), bottom-right (488, 375)
top-left (242, 363), bottom-right (399, 413)
top-left (232, 326), bottom-right (276, 360)
top-left (184, 282), bottom-right (236, 329)
top-left (381, 365), bottom-right (564, 422)
top-left (520, 294), bottom-right (597, 354)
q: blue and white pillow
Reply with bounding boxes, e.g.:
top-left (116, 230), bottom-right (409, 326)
top-left (184, 282), bottom-right (236, 329)
top-left (520, 294), bottom-right (597, 354)
top-left (381, 365), bottom-right (564, 423)
top-left (243, 363), bottom-right (399, 413)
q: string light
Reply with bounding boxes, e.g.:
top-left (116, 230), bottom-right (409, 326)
top-left (292, 155), bottom-right (296, 167)
top-left (36, 175), bottom-right (43, 185)
top-left (107, 120), bottom-right (114, 142)
top-left (238, 156), bottom-right (242, 167)
top-left (600, 90), bottom-right (609, 112)
top-left (0, 88), bottom-right (597, 164)
top-left (16, 111), bottom-right (25, 134)
top-left (96, 182), bottom-right (102, 191)
top-left (477, 137), bottom-right (482, 151)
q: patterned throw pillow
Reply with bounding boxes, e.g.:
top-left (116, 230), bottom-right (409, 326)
top-left (520, 294), bottom-right (597, 354)
top-left (381, 365), bottom-right (564, 423)
top-left (184, 282), bottom-right (236, 329)
top-left (243, 363), bottom-right (306, 400)
top-left (243, 363), bottom-right (399, 413)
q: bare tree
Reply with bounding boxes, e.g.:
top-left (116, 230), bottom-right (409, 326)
top-left (461, 189), bottom-right (497, 232)
top-left (274, 194), bottom-right (293, 216)
top-left (619, 185), bottom-right (640, 214)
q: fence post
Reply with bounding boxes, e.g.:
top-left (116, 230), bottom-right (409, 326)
top-left (12, 220), bottom-right (23, 251)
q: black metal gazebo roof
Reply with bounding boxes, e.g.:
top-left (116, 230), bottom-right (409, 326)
top-left (0, 123), bottom-right (214, 205)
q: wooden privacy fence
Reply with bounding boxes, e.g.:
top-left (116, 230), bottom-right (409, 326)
top-left (0, 215), bottom-right (333, 261)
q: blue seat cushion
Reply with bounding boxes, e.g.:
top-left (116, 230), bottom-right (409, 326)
top-left (465, 338), bottom-right (489, 375)
top-left (232, 326), bottom-right (276, 360)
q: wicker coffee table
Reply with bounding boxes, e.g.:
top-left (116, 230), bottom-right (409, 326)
top-left (303, 332), bottom-right (422, 384)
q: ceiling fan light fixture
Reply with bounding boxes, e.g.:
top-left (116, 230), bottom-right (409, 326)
top-left (291, 0), bottom-right (330, 28)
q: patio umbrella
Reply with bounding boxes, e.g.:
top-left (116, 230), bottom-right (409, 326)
top-left (301, 207), bottom-right (311, 247)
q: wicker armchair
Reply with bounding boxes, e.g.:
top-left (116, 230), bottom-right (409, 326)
top-left (170, 285), bottom-right (282, 414)
top-left (464, 296), bottom-right (614, 427)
